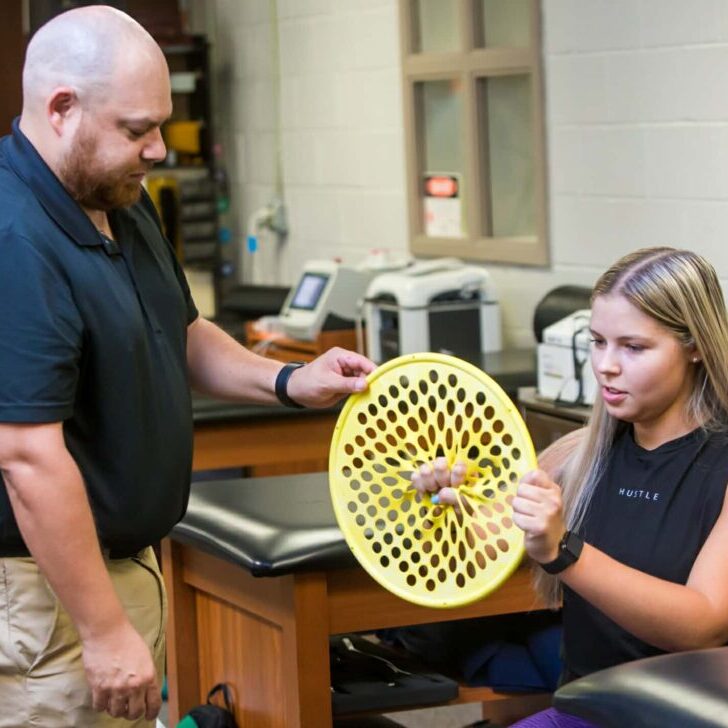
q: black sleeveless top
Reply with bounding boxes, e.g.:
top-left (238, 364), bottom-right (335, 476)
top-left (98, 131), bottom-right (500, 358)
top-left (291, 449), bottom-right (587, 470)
top-left (562, 426), bottom-right (728, 682)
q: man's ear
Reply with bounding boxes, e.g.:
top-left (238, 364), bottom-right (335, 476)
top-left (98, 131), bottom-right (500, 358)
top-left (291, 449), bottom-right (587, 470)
top-left (47, 87), bottom-right (78, 136)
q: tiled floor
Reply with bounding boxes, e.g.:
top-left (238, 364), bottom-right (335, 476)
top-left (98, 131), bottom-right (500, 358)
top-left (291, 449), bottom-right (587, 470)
top-left (384, 703), bottom-right (484, 726)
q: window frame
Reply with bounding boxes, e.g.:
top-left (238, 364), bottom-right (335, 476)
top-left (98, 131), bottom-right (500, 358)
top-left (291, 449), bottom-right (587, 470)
top-left (399, 0), bottom-right (548, 265)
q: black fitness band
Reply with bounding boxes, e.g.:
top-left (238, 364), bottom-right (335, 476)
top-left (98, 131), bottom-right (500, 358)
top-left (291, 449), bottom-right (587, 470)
top-left (275, 361), bottom-right (306, 409)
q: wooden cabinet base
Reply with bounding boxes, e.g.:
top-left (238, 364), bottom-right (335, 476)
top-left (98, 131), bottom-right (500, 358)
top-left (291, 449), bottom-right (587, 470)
top-left (163, 540), bottom-right (550, 727)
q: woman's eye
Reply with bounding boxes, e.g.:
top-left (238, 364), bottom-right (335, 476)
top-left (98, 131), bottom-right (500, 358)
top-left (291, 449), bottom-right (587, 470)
top-left (626, 344), bottom-right (644, 352)
top-left (590, 337), bottom-right (605, 348)
top-left (127, 128), bottom-right (145, 139)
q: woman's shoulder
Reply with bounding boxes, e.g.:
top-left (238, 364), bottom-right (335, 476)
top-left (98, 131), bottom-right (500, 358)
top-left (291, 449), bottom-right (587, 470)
top-left (684, 429), bottom-right (728, 497)
top-left (700, 428), bottom-right (728, 461)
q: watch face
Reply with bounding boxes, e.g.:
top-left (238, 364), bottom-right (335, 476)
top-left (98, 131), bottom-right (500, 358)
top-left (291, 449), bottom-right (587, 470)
top-left (541, 531), bottom-right (583, 575)
top-left (563, 531), bottom-right (584, 558)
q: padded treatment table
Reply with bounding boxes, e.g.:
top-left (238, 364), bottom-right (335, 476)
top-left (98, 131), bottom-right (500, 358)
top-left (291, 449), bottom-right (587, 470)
top-left (163, 473), bottom-right (551, 727)
top-left (554, 647), bottom-right (728, 727)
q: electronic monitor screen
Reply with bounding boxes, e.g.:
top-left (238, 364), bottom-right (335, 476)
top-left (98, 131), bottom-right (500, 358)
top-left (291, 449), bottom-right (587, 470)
top-left (289, 273), bottom-right (330, 310)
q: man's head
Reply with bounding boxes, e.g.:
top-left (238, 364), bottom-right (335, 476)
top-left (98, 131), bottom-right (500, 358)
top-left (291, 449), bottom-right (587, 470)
top-left (20, 5), bottom-right (172, 210)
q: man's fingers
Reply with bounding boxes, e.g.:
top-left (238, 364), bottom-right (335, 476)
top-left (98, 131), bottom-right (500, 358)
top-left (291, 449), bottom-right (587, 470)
top-left (91, 687), bottom-right (109, 713)
top-left (126, 689), bottom-right (147, 721)
top-left (342, 374), bottom-right (367, 393)
top-left (340, 353), bottom-right (376, 375)
top-left (145, 682), bottom-right (162, 721)
top-left (107, 693), bottom-right (130, 719)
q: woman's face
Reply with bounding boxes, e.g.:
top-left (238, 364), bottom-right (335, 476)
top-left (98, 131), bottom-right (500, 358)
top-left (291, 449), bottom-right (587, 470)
top-left (590, 293), bottom-right (697, 447)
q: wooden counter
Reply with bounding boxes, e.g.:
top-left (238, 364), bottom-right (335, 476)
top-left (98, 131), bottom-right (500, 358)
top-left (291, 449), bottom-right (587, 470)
top-left (192, 397), bottom-right (338, 476)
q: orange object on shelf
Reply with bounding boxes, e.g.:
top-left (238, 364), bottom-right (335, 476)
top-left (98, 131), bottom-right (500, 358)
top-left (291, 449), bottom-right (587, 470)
top-left (244, 322), bottom-right (359, 363)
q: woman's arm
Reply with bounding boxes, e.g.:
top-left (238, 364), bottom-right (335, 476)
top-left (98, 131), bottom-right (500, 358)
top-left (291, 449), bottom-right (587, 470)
top-left (515, 471), bottom-right (728, 652)
top-left (559, 484), bottom-right (728, 651)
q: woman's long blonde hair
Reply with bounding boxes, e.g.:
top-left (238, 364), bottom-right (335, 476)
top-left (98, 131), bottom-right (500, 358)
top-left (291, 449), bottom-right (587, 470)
top-left (534, 247), bottom-right (728, 607)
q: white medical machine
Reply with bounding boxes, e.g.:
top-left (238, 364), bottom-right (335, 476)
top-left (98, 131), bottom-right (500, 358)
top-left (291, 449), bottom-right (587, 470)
top-left (537, 310), bottom-right (597, 405)
top-left (363, 258), bottom-right (502, 363)
top-left (279, 259), bottom-right (379, 341)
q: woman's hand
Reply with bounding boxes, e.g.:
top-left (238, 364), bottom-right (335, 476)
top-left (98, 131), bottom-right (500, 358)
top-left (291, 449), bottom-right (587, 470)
top-left (410, 457), bottom-right (467, 505)
top-left (410, 459), bottom-right (568, 565)
top-left (512, 469), bottom-right (566, 564)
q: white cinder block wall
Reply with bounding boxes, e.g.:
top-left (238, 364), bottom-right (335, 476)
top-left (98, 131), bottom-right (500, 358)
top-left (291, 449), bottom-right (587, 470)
top-left (199, 0), bottom-right (728, 348)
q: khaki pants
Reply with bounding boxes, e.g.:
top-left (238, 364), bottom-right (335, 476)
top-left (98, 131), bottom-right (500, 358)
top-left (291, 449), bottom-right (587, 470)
top-left (0, 547), bottom-right (167, 728)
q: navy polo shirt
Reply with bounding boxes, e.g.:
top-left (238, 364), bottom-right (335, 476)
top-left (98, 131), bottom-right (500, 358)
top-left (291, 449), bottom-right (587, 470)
top-left (0, 119), bottom-right (198, 557)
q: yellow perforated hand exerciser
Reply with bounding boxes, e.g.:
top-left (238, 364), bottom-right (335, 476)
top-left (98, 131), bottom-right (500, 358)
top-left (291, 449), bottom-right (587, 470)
top-left (329, 353), bottom-right (537, 608)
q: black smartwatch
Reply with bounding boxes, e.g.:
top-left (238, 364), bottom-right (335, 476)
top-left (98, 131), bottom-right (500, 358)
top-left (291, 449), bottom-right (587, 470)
top-left (539, 530), bottom-right (584, 575)
top-left (275, 361), bottom-right (306, 409)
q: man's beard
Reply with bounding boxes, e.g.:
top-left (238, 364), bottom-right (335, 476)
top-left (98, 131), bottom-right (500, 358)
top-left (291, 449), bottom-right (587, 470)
top-left (59, 126), bottom-right (146, 211)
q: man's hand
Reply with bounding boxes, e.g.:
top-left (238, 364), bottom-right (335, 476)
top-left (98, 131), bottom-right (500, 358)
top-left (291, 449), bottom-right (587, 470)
top-left (410, 457), bottom-right (467, 505)
top-left (286, 347), bottom-right (376, 408)
top-left (82, 621), bottom-right (161, 721)
top-left (511, 469), bottom-right (566, 564)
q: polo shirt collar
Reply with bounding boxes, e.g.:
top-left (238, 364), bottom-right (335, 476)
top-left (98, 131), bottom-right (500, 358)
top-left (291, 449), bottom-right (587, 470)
top-left (7, 117), bottom-right (107, 250)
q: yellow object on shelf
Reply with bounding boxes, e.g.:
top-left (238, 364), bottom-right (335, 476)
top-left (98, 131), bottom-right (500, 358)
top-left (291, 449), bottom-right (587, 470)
top-left (145, 175), bottom-right (182, 259)
top-left (329, 353), bottom-right (537, 608)
top-left (163, 120), bottom-right (202, 155)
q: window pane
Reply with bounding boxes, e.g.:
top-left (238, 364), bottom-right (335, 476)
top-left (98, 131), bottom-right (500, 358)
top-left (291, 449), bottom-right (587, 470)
top-left (417, 79), bottom-right (465, 237)
top-left (479, 0), bottom-right (531, 48)
top-left (415, 0), bottom-right (458, 53)
top-left (479, 74), bottom-right (534, 237)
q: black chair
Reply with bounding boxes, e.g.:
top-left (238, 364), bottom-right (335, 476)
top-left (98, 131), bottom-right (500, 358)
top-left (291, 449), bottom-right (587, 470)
top-left (554, 647), bottom-right (728, 728)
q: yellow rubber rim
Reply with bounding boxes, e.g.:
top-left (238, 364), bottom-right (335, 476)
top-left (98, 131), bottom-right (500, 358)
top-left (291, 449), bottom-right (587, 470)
top-left (329, 353), bottom-right (537, 608)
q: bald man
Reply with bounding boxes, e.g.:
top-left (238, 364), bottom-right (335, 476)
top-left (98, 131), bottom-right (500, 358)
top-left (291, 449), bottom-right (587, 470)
top-left (0, 6), bottom-right (374, 727)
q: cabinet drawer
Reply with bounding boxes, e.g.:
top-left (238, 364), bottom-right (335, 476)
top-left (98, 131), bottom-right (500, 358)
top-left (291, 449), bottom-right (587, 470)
top-left (523, 409), bottom-right (585, 453)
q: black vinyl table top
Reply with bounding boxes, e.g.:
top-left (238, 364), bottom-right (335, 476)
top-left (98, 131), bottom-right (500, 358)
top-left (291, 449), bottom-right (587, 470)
top-left (555, 646), bottom-right (728, 728)
top-left (172, 472), bottom-right (356, 576)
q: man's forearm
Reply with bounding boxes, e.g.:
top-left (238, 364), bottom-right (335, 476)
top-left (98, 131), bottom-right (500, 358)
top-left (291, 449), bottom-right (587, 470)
top-left (187, 317), bottom-right (281, 402)
top-left (3, 450), bottom-right (128, 640)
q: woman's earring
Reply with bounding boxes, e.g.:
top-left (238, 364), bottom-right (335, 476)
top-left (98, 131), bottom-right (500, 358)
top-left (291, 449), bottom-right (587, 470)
top-left (693, 357), bottom-right (700, 363)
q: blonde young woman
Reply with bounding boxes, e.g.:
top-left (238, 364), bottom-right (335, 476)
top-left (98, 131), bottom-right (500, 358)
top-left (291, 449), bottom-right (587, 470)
top-left (414, 248), bottom-right (728, 727)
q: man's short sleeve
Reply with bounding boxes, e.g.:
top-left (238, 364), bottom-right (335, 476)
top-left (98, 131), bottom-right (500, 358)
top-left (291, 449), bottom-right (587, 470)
top-left (0, 234), bottom-right (82, 422)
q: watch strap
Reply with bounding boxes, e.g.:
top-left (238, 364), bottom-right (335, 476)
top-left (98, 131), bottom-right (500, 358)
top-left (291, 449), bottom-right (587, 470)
top-left (275, 361), bottom-right (306, 409)
top-left (540, 530), bottom-right (584, 575)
